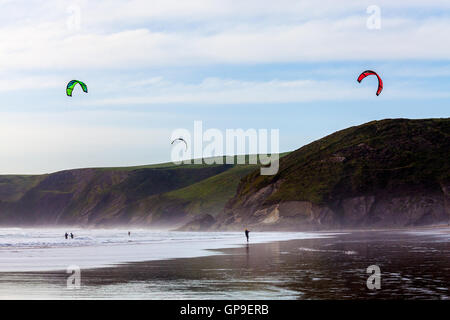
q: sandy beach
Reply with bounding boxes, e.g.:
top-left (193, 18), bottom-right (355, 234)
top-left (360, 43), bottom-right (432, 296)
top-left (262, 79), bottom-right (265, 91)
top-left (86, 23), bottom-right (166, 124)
top-left (0, 228), bottom-right (448, 299)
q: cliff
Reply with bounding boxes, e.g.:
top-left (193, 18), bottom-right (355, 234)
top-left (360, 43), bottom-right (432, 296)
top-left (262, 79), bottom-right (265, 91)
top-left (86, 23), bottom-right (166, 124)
top-left (213, 118), bottom-right (450, 231)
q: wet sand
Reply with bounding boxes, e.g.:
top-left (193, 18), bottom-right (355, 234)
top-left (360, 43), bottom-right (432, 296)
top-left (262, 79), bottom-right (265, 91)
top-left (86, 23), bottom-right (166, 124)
top-left (0, 229), bottom-right (449, 299)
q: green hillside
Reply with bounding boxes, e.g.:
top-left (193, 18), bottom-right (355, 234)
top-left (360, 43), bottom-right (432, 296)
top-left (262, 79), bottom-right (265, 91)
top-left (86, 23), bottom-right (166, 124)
top-left (0, 155), bottom-right (286, 227)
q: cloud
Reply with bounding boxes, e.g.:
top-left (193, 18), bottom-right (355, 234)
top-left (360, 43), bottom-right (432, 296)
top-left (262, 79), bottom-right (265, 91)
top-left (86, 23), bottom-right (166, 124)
top-left (1, 2), bottom-right (450, 72)
top-left (0, 75), bottom-right (63, 92)
top-left (81, 76), bottom-right (450, 106)
top-left (84, 78), bottom-right (359, 105)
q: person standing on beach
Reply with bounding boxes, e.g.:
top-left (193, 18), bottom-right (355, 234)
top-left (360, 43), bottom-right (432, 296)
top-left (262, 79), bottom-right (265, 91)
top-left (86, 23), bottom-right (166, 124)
top-left (128, 231), bottom-right (131, 237)
top-left (245, 229), bottom-right (250, 242)
top-left (65, 232), bottom-right (68, 239)
top-left (70, 233), bottom-right (74, 239)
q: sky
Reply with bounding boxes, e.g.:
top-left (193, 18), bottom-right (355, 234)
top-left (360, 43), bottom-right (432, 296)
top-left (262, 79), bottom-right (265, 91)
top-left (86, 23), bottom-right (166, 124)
top-left (0, 0), bottom-right (449, 174)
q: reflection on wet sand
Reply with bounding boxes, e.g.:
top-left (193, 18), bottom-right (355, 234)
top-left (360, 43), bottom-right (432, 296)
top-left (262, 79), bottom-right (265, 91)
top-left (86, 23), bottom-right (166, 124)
top-left (0, 230), bottom-right (448, 299)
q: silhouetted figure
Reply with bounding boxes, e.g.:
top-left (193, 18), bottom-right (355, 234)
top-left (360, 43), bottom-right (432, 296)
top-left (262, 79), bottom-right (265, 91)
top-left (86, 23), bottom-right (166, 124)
top-left (245, 229), bottom-right (250, 242)
top-left (65, 233), bottom-right (68, 239)
top-left (70, 233), bottom-right (74, 239)
top-left (128, 231), bottom-right (131, 237)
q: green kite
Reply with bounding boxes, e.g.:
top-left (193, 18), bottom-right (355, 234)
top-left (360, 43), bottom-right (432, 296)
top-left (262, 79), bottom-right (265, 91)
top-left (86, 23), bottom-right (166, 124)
top-left (66, 80), bottom-right (88, 97)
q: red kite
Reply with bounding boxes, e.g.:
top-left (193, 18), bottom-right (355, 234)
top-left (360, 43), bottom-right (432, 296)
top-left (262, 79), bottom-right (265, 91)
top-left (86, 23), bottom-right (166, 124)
top-left (357, 70), bottom-right (383, 96)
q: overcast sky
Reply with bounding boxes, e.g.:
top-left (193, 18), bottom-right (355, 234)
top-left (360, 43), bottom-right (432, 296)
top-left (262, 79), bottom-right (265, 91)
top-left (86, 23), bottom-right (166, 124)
top-left (0, 0), bottom-right (449, 174)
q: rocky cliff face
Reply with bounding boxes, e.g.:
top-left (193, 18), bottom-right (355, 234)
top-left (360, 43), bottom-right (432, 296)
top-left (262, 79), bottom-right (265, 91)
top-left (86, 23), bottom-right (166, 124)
top-left (214, 189), bottom-right (449, 231)
top-left (213, 118), bottom-right (450, 231)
